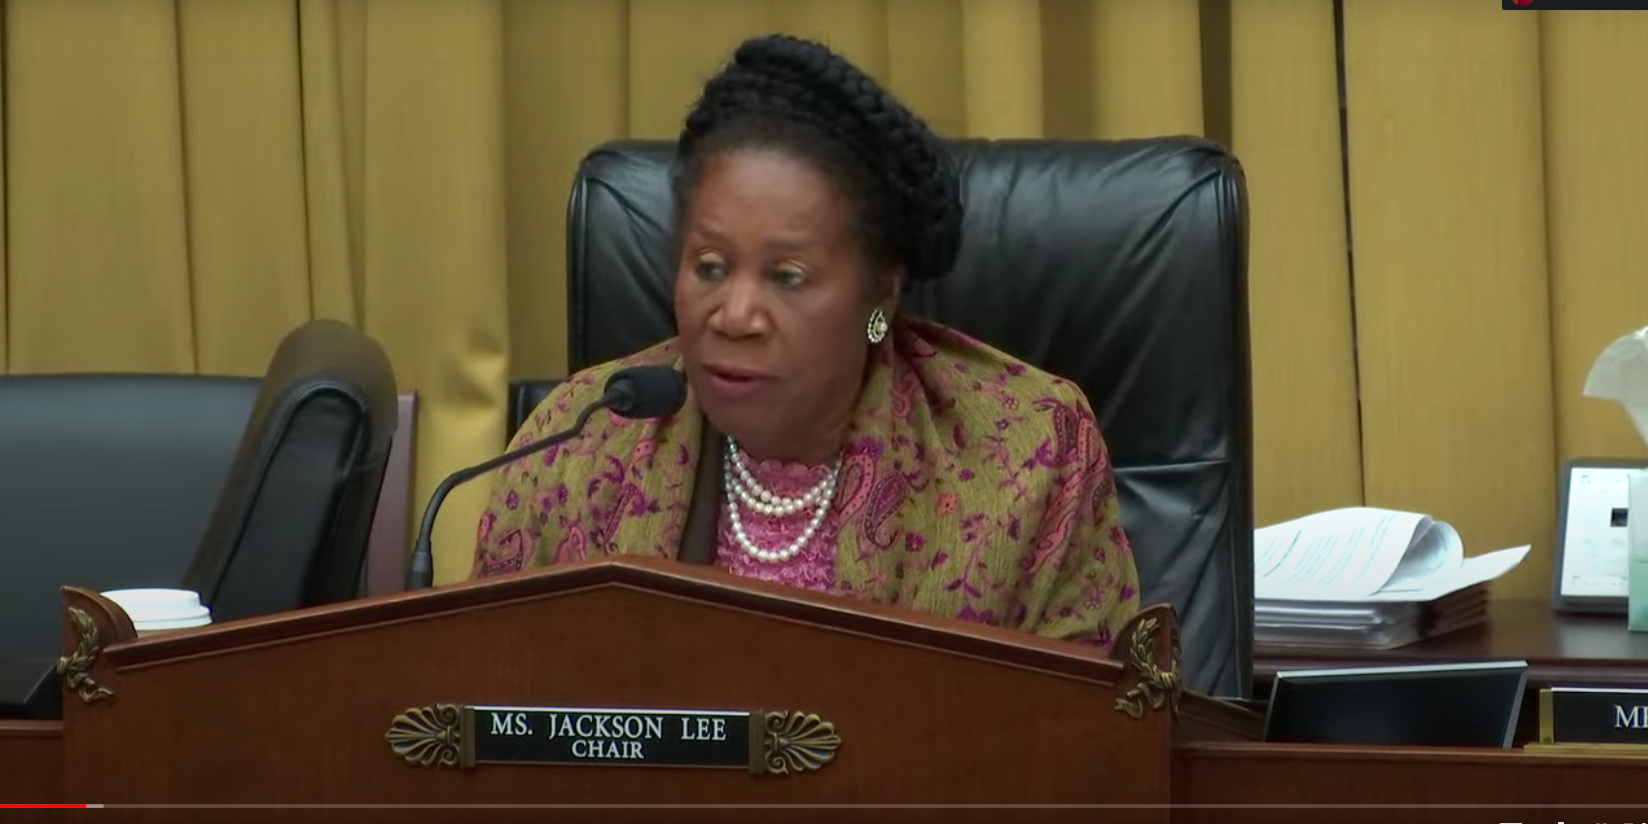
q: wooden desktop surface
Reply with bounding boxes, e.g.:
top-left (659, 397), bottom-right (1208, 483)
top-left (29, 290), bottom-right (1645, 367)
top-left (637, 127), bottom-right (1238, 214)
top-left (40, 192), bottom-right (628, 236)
top-left (1254, 597), bottom-right (1648, 689)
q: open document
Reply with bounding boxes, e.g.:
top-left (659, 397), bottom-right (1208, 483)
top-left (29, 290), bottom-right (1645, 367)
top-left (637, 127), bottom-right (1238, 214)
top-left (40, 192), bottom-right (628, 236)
top-left (1254, 507), bottom-right (1528, 649)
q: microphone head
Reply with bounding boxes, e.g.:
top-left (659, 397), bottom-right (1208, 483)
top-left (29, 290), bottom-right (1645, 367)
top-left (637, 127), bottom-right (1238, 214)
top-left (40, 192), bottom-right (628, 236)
top-left (604, 365), bottom-right (688, 419)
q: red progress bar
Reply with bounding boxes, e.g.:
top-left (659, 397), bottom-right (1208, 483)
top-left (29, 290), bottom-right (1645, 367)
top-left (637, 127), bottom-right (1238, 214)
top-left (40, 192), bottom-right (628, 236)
top-left (0, 805), bottom-right (92, 808)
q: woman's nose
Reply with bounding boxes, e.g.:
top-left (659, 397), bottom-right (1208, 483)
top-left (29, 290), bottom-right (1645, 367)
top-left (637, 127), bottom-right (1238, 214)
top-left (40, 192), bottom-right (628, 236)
top-left (708, 275), bottom-right (769, 339)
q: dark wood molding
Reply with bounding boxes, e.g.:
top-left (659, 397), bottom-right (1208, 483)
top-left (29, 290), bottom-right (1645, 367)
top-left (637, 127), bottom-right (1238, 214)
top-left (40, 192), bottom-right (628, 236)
top-left (99, 556), bottom-right (1169, 688)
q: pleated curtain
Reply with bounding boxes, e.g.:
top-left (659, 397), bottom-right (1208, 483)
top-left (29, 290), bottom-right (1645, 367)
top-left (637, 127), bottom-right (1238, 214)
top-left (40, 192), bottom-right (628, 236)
top-left (0, 0), bottom-right (1642, 590)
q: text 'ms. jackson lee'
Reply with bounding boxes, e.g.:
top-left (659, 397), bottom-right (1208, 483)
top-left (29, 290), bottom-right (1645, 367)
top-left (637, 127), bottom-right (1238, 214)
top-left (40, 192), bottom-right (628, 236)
top-left (475, 706), bottom-right (753, 768)
top-left (384, 702), bottom-right (841, 775)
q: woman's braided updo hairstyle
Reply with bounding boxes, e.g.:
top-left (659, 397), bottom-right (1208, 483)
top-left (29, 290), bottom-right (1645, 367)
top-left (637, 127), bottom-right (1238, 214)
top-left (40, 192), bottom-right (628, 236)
top-left (673, 34), bottom-right (964, 284)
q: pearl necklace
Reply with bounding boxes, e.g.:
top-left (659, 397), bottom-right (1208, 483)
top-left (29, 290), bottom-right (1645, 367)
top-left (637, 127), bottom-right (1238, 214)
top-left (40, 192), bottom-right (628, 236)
top-left (723, 438), bottom-right (840, 564)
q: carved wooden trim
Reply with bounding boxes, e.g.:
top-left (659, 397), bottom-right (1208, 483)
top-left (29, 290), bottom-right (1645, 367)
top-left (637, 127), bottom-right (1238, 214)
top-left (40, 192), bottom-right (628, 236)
top-left (57, 587), bottom-right (137, 706)
top-left (1110, 605), bottom-right (1183, 719)
top-left (105, 557), bottom-right (1133, 689)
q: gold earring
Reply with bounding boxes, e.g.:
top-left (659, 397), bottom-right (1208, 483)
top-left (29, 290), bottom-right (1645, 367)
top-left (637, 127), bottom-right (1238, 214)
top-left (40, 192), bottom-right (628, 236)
top-left (866, 307), bottom-right (889, 345)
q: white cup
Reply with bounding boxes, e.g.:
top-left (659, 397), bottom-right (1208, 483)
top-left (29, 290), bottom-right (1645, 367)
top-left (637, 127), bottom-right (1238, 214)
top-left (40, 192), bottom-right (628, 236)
top-left (100, 588), bottom-right (213, 636)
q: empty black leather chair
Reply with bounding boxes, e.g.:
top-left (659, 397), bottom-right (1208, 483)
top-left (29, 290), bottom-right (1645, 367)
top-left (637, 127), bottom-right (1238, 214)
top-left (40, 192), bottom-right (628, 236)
top-left (181, 319), bottom-right (400, 621)
top-left (0, 319), bottom-right (398, 718)
top-left (514, 138), bottom-right (1254, 697)
top-left (0, 374), bottom-right (258, 718)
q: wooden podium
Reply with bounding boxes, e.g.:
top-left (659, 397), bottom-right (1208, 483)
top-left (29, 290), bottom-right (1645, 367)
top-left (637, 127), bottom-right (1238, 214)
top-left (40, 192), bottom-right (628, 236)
top-left (26, 558), bottom-right (1648, 821)
top-left (31, 556), bottom-right (1251, 821)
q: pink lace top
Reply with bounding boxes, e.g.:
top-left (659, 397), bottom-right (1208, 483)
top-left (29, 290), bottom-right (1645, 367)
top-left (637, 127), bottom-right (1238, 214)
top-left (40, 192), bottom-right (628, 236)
top-left (714, 446), bottom-right (840, 592)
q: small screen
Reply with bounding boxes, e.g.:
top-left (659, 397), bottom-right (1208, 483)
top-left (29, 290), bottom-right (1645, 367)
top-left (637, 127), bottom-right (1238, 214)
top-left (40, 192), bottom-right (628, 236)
top-left (1263, 661), bottom-right (1528, 748)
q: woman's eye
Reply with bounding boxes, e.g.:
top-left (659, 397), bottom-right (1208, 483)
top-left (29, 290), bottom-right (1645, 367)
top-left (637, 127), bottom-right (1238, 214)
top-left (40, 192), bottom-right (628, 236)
top-left (771, 267), bottom-right (806, 288)
top-left (694, 259), bottom-right (726, 280)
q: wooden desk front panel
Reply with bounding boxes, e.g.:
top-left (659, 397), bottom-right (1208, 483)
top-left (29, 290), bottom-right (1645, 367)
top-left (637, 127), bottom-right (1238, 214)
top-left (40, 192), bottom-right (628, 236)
top-left (63, 584), bottom-right (1170, 809)
top-left (0, 721), bottom-right (61, 806)
top-left (15, 722), bottom-right (1648, 822)
top-left (1177, 741), bottom-right (1648, 824)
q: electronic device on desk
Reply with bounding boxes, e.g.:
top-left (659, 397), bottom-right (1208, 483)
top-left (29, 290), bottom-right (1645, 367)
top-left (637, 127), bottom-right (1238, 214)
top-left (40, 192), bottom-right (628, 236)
top-left (1262, 660), bottom-right (1528, 748)
top-left (1552, 457), bottom-right (1648, 615)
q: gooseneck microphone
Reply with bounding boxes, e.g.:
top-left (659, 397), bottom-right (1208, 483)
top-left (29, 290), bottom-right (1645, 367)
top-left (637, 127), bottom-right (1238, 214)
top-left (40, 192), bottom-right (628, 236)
top-left (404, 365), bottom-right (689, 590)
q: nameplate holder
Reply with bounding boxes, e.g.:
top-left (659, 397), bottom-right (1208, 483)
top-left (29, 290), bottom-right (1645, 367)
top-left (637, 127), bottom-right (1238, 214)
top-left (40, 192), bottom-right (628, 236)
top-left (385, 704), bottom-right (841, 776)
top-left (1539, 686), bottom-right (1648, 748)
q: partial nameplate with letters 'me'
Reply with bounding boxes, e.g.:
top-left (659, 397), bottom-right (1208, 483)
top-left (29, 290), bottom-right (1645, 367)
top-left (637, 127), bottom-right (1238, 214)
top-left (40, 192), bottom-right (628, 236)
top-left (1539, 686), bottom-right (1648, 749)
top-left (385, 703), bottom-right (841, 776)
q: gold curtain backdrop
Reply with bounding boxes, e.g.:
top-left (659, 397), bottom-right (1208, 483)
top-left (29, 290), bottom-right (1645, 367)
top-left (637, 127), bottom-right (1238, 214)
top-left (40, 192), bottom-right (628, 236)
top-left (0, 0), bottom-right (1644, 591)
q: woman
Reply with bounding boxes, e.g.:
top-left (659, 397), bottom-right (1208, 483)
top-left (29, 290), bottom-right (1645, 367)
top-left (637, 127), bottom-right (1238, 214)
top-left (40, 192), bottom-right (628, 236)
top-left (472, 33), bottom-right (1139, 649)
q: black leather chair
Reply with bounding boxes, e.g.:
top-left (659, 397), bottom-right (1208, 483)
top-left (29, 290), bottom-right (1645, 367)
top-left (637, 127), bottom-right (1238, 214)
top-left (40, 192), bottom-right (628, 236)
top-left (0, 319), bottom-right (398, 718)
top-left (512, 138), bottom-right (1254, 697)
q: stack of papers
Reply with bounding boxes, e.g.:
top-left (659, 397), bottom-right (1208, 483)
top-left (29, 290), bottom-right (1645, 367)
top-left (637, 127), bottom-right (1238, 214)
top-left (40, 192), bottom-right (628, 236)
top-left (1254, 507), bottom-right (1529, 650)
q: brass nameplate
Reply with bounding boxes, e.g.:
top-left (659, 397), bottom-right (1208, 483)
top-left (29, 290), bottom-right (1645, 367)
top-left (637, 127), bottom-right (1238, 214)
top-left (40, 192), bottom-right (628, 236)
top-left (386, 704), bottom-right (840, 776)
top-left (1539, 686), bottom-right (1648, 747)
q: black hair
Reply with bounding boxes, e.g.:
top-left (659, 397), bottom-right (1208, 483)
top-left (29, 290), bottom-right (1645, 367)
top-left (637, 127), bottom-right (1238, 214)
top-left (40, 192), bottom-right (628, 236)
top-left (673, 34), bottom-right (964, 284)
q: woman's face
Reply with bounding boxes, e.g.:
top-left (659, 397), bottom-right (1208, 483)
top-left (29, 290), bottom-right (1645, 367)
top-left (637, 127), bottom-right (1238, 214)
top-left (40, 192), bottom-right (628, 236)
top-left (673, 150), bottom-right (892, 463)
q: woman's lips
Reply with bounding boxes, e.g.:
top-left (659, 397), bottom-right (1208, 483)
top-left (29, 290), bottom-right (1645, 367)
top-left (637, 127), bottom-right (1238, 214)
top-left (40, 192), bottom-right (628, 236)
top-left (700, 364), bottom-right (773, 401)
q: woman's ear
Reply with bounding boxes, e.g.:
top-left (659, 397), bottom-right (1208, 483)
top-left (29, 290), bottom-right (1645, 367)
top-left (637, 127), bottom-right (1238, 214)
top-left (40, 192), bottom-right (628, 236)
top-left (878, 266), bottom-right (903, 314)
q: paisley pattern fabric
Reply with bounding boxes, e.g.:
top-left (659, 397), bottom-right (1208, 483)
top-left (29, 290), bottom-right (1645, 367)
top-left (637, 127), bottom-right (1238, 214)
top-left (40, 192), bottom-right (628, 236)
top-left (470, 316), bottom-right (1140, 649)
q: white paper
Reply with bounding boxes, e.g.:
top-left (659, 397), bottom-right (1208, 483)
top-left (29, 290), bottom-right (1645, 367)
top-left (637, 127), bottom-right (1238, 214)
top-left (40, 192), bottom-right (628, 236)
top-left (1254, 505), bottom-right (1525, 605)
top-left (1377, 518), bottom-right (1465, 593)
top-left (1254, 505), bottom-right (1528, 650)
top-left (1254, 508), bottom-right (1455, 599)
top-left (1254, 603), bottom-right (1417, 628)
top-left (1584, 325), bottom-right (1648, 448)
top-left (1254, 508), bottom-right (1422, 597)
top-left (1356, 545), bottom-right (1529, 602)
